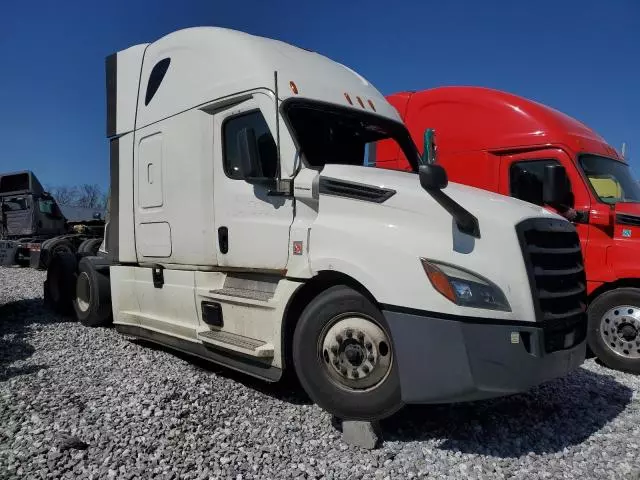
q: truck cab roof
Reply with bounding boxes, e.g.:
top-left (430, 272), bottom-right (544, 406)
top-left (107, 26), bottom-right (399, 139)
top-left (389, 86), bottom-right (622, 161)
top-left (0, 170), bottom-right (45, 197)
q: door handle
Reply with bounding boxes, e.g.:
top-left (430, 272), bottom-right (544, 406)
top-left (218, 226), bottom-right (228, 254)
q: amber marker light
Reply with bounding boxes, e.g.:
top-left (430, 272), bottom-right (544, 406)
top-left (421, 259), bottom-right (456, 303)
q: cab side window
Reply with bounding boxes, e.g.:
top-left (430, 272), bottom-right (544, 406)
top-left (510, 159), bottom-right (563, 206)
top-left (38, 199), bottom-right (54, 214)
top-left (38, 199), bottom-right (63, 218)
top-left (223, 111), bottom-right (277, 180)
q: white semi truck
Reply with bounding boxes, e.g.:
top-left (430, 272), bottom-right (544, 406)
top-left (44, 27), bottom-right (588, 421)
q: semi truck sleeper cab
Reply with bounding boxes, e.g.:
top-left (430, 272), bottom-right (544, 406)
top-left (45, 28), bottom-right (587, 421)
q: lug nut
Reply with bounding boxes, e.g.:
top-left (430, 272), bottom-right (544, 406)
top-left (365, 342), bottom-right (372, 350)
top-left (336, 335), bottom-right (343, 344)
top-left (368, 354), bottom-right (374, 362)
top-left (362, 365), bottom-right (370, 374)
top-left (340, 366), bottom-right (347, 376)
top-left (346, 329), bottom-right (353, 338)
top-left (357, 331), bottom-right (365, 341)
top-left (352, 369), bottom-right (359, 378)
top-left (333, 358), bottom-right (340, 367)
top-left (331, 345), bottom-right (338, 355)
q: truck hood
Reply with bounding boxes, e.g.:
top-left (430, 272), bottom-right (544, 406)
top-left (310, 164), bottom-right (569, 323)
top-left (320, 164), bottom-right (563, 226)
top-left (614, 202), bottom-right (640, 219)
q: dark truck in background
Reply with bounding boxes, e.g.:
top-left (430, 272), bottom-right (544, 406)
top-left (0, 170), bottom-right (105, 269)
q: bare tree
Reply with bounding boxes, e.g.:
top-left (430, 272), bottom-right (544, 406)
top-left (76, 184), bottom-right (103, 208)
top-left (47, 185), bottom-right (79, 205)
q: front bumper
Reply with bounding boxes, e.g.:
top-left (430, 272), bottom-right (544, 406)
top-left (384, 308), bottom-right (586, 404)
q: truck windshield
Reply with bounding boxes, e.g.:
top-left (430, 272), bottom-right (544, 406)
top-left (283, 100), bottom-right (422, 172)
top-left (579, 154), bottom-right (640, 204)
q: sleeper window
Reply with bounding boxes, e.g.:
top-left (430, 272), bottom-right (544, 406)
top-left (145, 58), bottom-right (171, 106)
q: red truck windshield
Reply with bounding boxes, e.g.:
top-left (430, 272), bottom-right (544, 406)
top-left (579, 154), bottom-right (640, 204)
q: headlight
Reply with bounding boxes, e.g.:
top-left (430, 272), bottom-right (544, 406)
top-left (420, 259), bottom-right (511, 311)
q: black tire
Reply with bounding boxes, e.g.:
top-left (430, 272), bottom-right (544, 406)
top-left (86, 238), bottom-right (103, 255)
top-left (587, 287), bottom-right (640, 374)
top-left (38, 238), bottom-right (55, 269)
top-left (292, 286), bottom-right (403, 421)
top-left (77, 239), bottom-right (92, 254)
top-left (41, 238), bottom-right (74, 269)
top-left (73, 257), bottom-right (112, 327)
top-left (43, 251), bottom-right (78, 316)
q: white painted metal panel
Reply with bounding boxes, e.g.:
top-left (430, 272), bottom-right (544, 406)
top-left (138, 222), bottom-right (172, 257)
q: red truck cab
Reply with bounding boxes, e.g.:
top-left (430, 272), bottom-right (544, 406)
top-left (375, 86), bottom-right (640, 373)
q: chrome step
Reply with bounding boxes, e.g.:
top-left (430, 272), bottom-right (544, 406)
top-left (198, 330), bottom-right (274, 358)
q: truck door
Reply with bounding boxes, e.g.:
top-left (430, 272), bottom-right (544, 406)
top-left (212, 95), bottom-right (294, 270)
top-left (499, 149), bottom-right (592, 256)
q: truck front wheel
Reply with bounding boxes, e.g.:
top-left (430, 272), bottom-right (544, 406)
top-left (588, 287), bottom-right (640, 374)
top-left (292, 286), bottom-right (403, 421)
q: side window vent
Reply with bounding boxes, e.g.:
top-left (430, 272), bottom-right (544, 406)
top-left (145, 58), bottom-right (171, 106)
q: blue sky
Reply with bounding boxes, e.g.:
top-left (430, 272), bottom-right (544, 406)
top-left (0, 0), bottom-right (638, 191)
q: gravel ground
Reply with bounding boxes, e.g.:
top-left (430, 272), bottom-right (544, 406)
top-left (1, 266), bottom-right (639, 480)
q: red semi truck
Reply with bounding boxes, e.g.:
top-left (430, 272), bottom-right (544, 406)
top-left (374, 86), bottom-right (640, 373)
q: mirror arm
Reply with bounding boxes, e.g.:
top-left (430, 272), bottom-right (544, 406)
top-left (267, 178), bottom-right (293, 197)
top-left (427, 189), bottom-right (481, 238)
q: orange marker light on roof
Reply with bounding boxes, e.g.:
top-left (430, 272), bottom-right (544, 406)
top-left (289, 81), bottom-right (298, 94)
top-left (344, 93), bottom-right (353, 105)
top-left (357, 96), bottom-right (365, 108)
top-left (368, 100), bottom-right (376, 111)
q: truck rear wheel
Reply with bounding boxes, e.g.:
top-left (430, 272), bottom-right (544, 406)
top-left (85, 238), bottom-right (103, 255)
top-left (78, 238), bottom-right (102, 256)
top-left (44, 251), bottom-right (78, 315)
top-left (41, 238), bottom-right (74, 269)
top-left (588, 287), bottom-right (640, 374)
top-left (292, 286), bottom-right (402, 421)
top-left (73, 257), bottom-right (112, 327)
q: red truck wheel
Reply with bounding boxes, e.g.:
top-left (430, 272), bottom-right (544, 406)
top-left (587, 288), bottom-right (640, 374)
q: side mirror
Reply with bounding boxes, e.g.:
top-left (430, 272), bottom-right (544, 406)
top-left (422, 128), bottom-right (437, 165)
top-left (543, 164), bottom-right (570, 206)
top-left (419, 164), bottom-right (448, 191)
top-left (237, 127), bottom-right (262, 179)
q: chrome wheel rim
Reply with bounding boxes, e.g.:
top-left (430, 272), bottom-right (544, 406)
top-left (319, 314), bottom-right (392, 391)
top-left (600, 305), bottom-right (640, 359)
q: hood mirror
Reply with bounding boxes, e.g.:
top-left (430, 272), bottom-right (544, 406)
top-left (419, 164), bottom-right (448, 191)
top-left (542, 164), bottom-right (570, 206)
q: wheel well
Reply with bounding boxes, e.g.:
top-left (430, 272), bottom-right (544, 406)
top-left (589, 279), bottom-right (640, 303)
top-left (281, 271), bottom-right (378, 376)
